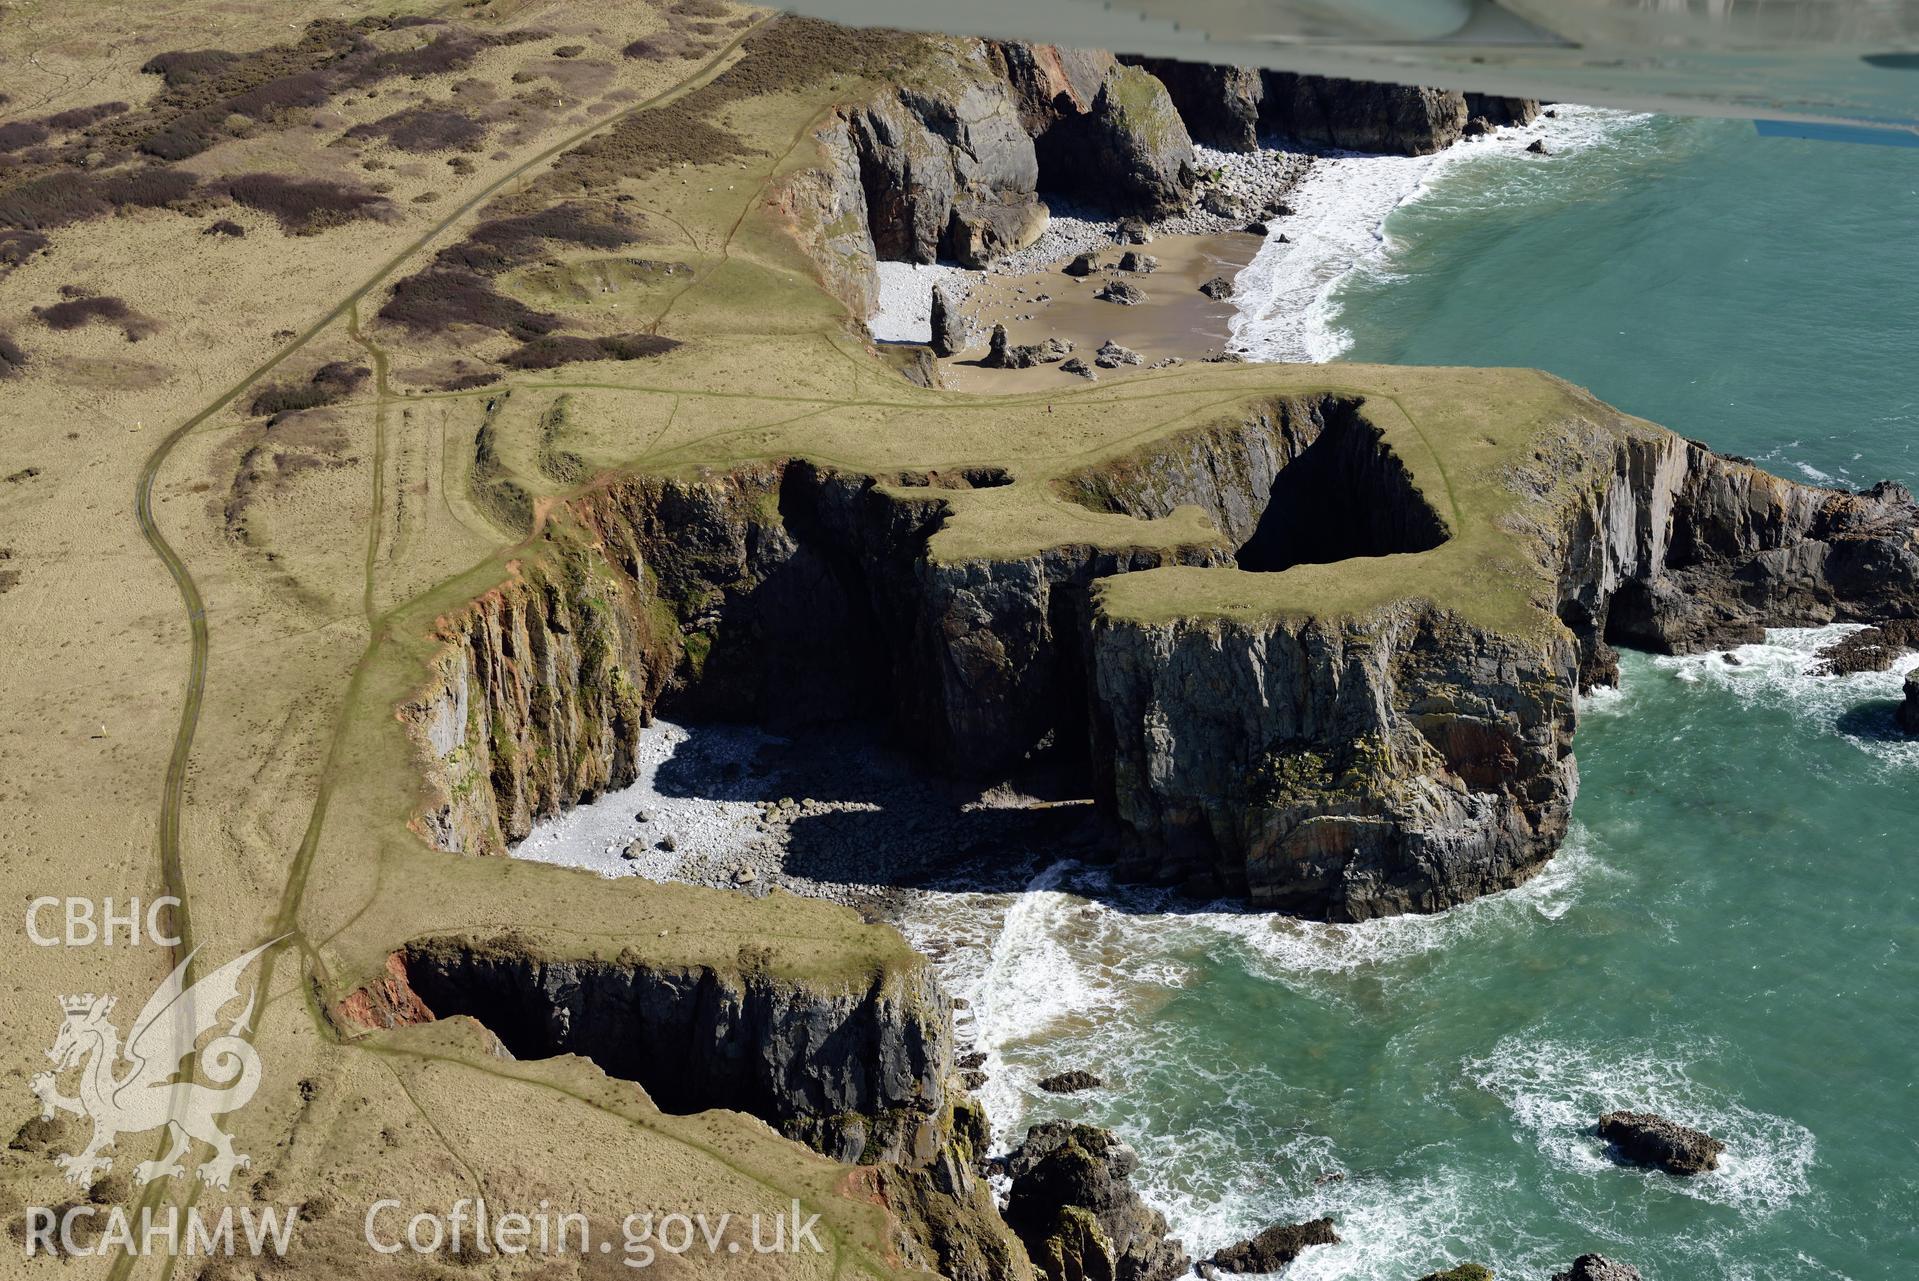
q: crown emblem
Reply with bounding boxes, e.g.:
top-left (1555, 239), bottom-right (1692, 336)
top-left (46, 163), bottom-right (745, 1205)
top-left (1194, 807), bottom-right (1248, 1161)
top-left (59, 994), bottom-right (108, 1014)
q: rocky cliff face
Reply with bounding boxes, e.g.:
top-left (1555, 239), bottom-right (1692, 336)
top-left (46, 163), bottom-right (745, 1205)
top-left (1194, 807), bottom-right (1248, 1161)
top-left (802, 40), bottom-right (1532, 304)
top-left (1086, 416), bottom-right (1919, 919)
top-left (344, 937), bottom-right (1030, 1281)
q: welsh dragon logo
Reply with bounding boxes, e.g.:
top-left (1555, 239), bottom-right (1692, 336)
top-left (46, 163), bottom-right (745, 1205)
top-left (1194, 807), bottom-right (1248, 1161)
top-left (29, 941), bottom-right (279, 1190)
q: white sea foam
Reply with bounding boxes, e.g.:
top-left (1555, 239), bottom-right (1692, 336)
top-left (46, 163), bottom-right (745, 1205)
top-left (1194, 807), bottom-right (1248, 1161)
top-left (1466, 1033), bottom-right (1817, 1214)
top-left (1229, 105), bottom-right (1652, 363)
top-left (1644, 624), bottom-right (1919, 768)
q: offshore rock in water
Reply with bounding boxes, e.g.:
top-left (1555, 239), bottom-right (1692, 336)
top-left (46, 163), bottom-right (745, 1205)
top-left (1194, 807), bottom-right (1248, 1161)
top-left (1899, 671), bottom-right (1919, 734)
top-left (1036, 1069), bottom-right (1103, 1094)
top-left (1418, 1267), bottom-right (1494, 1281)
top-left (1551, 1256), bottom-right (1642, 1281)
top-left (1002, 1122), bottom-right (1189, 1281)
top-left (1812, 618), bottom-right (1919, 674)
top-left (1597, 1110), bottom-right (1725, 1175)
top-left (1205, 1217), bottom-right (1338, 1273)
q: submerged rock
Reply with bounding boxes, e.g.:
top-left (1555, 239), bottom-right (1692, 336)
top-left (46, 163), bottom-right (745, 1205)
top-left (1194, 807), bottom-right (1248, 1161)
top-left (1198, 275), bottom-right (1234, 300)
top-left (1419, 1267), bottom-right (1494, 1281)
top-left (1206, 1217), bottom-right (1338, 1273)
top-left (1597, 1110), bottom-right (1725, 1175)
top-left (1551, 1256), bottom-right (1642, 1281)
top-left (1095, 280), bottom-right (1146, 305)
top-left (1004, 1122), bottom-right (1188, 1281)
top-left (1036, 1070), bottom-right (1103, 1093)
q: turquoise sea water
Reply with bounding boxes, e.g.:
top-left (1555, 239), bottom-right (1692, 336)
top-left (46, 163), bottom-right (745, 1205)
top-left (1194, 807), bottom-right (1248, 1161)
top-left (903, 118), bottom-right (1919, 1280)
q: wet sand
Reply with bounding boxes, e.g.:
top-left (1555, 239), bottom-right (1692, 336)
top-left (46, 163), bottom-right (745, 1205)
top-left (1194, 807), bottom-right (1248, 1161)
top-left (940, 230), bottom-right (1264, 394)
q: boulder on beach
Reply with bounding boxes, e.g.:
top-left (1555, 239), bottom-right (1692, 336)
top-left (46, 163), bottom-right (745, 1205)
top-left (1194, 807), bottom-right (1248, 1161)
top-left (986, 324), bottom-right (1074, 369)
top-left (1064, 250), bottom-right (1101, 276)
top-left (1419, 1267), bottom-right (1494, 1281)
top-left (1037, 1069), bottom-right (1103, 1093)
top-left (1206, 1217), bottom-right (1338, 1274)
top-left (1117, 250), bottom-right (1157, 273)
top-left (1597, 1110), bottom-right (1724, 1175)
top-left (1551, 1256), bottom-right (1642, 1281)
top-left (1059, 358), bottom-right (1096, 380)
top-left (1242, 220), bottom-right (1269, 236)
top-left (1095, 340), bottom-right (1142, 368)
top-left (1198, 275), bottom-right (1234, 300)
top-left (1095, 280), bottom-right (1146, 305)
top-left (1115, 216), bottom-right (1152, 244)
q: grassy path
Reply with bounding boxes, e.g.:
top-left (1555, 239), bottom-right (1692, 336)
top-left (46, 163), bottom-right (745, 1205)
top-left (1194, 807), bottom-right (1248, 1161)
top-left (113, 26), bottom-right (774, 1281)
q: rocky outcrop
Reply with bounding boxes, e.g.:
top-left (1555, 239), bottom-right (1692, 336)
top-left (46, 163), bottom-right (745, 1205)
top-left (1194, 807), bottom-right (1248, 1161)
top-left (1206, 1217), bottom-right (1339, 1273)
top-left (1120, 58), bottom-right (1262, 151)
top-left (1902, 671), bottom-right (1919, 735)
top-left (1033, 62), bottom-right (1196, 218)
top-left (1080, 405), bottom-right (1919, 918)
top-left (931, 283), bottom-right (969, 356)
top-left (1465, 94), bottom-right (1542, 128)
top-left (1260, 72), bottom-right (1468, 155)
top-left (1597, 1110), bottom-right (1725, 1175)
top-left (388, 938), bottom-right (950, 1158)
top-left (1813, 617), bottom-right (1919, 673)
top-left (1036, 1070), bottom-right (1102, 1094)
top-left (1002, 1122), bottom-right (1189, 1281)
top-left (346, 937), bottom-right (1031, 1281)
top-left (1552, 1257), bottom-right (1642, 1281)
top-left (1419, 1267), bottom-right (1494, 1281)
top-left (411, 399), bottom-right (1916, 925)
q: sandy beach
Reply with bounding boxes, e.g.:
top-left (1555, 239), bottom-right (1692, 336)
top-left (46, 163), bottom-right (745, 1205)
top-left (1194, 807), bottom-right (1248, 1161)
top-left (937, 230), bottom-right (1264, 393)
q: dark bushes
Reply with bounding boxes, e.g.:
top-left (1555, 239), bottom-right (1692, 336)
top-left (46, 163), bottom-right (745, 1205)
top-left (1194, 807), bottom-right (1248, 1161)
top-left (0, 122), bottom-right (50, 153)
top-left (346, 106), bottom-right (486, 153)
top-left (223, 174), bottom-right (389, 234)
top-left (203, 219), bottom-right (245, 237)
top-left (501, 332), bottom-right (679, 368)
top-left (44, 102), bottom-right (129, 130)
top-left (140, 49), bottom-right (242, 88)
top-left (31, 291), bottom-right (154, 340)
top-left (379, 267), bottom-right (561, 339)
top-left (247, 361), bottom-right (370, 419)
top-left (621, 33), bottom-right (701, 61)
top-left (438, 202), bottom-right (638, 272)
top-left (0, 331), bottom-right (25, 377)
top-left (0, 168), bottom-right (197, 230)
top-left (0, 229), bottom-right (49, 269)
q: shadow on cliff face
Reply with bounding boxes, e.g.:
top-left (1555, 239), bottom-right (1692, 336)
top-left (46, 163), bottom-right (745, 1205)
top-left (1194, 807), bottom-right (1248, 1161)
top-left (1234, 398), bottom-right (1449, 571)
top-left (1054, 392), bottom-right (1450, 574)
top-left (645, 719), bottom-right (1255, 915)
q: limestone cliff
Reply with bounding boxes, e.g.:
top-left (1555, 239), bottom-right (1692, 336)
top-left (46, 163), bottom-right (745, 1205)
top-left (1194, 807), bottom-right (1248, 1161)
top-left (410, 391), bottom-right (1918, 926)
